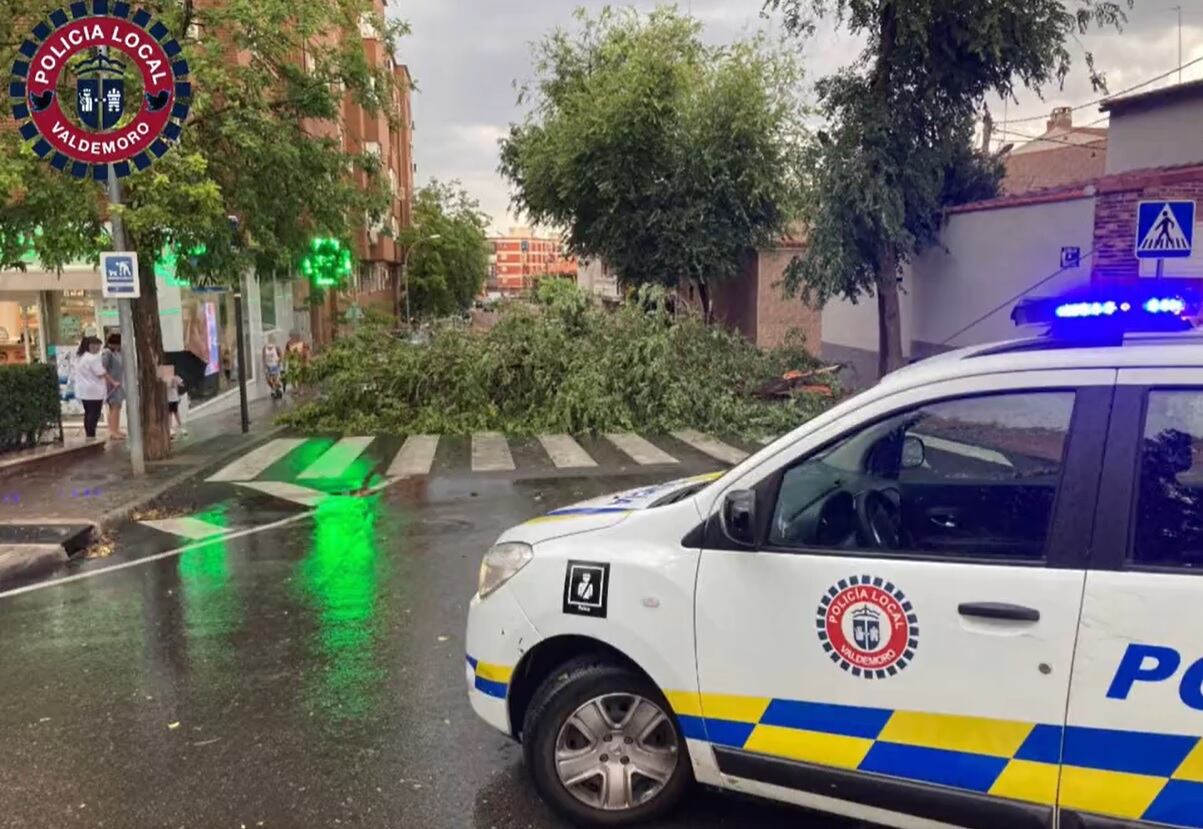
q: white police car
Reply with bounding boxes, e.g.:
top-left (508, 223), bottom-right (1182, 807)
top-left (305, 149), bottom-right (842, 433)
top-left (466, 288), bottom-right (1203, 829)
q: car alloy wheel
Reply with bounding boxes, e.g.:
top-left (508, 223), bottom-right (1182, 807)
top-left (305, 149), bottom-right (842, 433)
top-left (553, 692), bottom-right (680, 811)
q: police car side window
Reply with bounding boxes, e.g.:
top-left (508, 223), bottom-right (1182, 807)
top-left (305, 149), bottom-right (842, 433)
top-left (1133, 391), bottom-right (1203, 569)
top-left (769, 391), bottom-right (1075, 560)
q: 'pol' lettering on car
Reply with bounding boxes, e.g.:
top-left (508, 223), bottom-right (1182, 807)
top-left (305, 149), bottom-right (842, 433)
top-left (1107, 643), bottom-right (1203, 710)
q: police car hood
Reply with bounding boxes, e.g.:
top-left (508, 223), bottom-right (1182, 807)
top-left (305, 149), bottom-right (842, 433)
top-left (500, 472), bottom-right (723, 544)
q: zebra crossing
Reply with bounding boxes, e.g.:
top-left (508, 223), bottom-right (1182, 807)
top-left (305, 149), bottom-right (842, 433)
top-left (202, 431), bottom-right (754, 484)
top-left (133, 431), bottom-right (764, 543)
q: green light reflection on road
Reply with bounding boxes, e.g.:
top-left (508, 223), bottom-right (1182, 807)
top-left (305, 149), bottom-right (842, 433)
top-left (294, 493), bottom-right (384, 723)
top-left (177, 505), bottom-right (240, 664)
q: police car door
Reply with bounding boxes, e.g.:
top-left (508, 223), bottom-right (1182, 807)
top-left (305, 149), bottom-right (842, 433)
top-left (1061, 371), bottom-right (1203, 829)
top-left (692, 372), bottom-right (1115, 829)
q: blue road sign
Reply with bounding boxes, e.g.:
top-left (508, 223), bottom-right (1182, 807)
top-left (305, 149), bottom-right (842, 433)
top-left (100, 252), bottom-right (140, 299)
top-left (1136, 201), bottom-right (1195, 260)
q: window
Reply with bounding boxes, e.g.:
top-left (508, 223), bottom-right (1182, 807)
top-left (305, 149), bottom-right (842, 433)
top-left (768, 392), bottom-right (1076, 561)
top-left (1133, 390), bottom-right (1203, 569)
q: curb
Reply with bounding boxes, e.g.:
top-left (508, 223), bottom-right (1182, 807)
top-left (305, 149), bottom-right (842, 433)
top-left (95, 425), bottom-right (288, 531)
top-left (0, 426), bottom-right (286, 589)
top-left (0, 439), bottom-right (106, 481)
top-left (0, 544), bottom-right (69, 586)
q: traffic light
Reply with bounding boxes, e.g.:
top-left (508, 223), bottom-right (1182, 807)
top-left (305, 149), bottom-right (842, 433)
top-left (301, 237), bottom-right (353, 288)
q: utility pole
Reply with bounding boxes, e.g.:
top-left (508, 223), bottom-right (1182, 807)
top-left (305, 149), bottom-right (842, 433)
top-left (233, 285), bottom-right (250, 434)
top-left (106, 165), bottom-right (145, 476)
top-left (228, 217), bottom-right (249, 434)
top-left (1173, 5), bottom-right (1183, 84)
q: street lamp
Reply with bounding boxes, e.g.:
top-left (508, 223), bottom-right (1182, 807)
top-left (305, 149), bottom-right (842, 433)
top-left (400, 233), bottom-right (441, 326)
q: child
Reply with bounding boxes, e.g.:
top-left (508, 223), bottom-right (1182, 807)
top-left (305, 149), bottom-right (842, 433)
top-left (164, 370), bottom-right (188, 437)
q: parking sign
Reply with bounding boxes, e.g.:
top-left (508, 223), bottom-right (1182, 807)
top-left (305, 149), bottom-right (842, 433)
top-left (100, 252), bottom-right (140, 298)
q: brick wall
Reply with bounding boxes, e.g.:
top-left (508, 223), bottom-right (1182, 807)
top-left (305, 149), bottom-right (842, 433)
top-left (1093, 166), bottom-right (1203, 282)
top-left (755, 247), bottom-right (822, 353)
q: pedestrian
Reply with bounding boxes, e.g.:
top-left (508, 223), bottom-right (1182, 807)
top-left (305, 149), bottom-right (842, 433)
top-left (101, 333), bottom-right (126, 441)
top-left (74, 336), bottom-right (115, 440)
top-left (263, 336), bottom-right (283, 399)
top-left (284, 330), bottom-right (310, 395)
top-left (162, 369), bottom-right (188, 438)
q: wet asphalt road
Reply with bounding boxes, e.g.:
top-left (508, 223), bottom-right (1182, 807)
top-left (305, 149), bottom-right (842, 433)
top-left (0, 465), bottom-right (868, 828)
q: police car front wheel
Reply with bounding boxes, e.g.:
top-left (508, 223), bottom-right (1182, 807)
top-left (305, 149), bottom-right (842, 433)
top-left (523, 658), bottom-right (690, 826)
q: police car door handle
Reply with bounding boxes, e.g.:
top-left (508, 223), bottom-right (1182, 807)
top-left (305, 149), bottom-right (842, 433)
top-left (957, 602), bottom-right (1041, 622)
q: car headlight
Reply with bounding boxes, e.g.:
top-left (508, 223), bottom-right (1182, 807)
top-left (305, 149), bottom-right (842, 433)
top-left (478, 542), bottom-right (534, 599)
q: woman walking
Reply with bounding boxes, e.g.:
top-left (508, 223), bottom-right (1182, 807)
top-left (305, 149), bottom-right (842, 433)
top-left (101, 333), bottom-right (126, 440)
top-left (74, 336), bottom-right (116, 440)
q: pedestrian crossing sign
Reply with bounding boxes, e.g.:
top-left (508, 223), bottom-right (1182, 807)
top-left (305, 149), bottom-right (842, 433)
top-left (1136, 200), bottom-right (1195, 259)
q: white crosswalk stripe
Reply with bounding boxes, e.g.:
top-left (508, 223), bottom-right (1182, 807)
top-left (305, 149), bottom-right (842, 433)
top-left (605, 433), bottom-right (679, 466)
top-left (237, 481), bottom-right (328, 507)
top-left (472, 432), bottom-right (516, 472)
top-left (538, 434), bottom-right (597, 469)
top-left (671, 430), bottom-right (748, 465)
top-left (140, 516), bottom-right (230, 540)
top-left (388, 435), bottom-right (440, 477)
top-left (298, 436), bottom-right (375, 480)
top-left (207, 437), bottom-right (307, 482)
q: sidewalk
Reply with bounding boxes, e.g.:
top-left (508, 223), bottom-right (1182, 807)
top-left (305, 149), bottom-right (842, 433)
top-left (0, 396), bottom-right (288, 529)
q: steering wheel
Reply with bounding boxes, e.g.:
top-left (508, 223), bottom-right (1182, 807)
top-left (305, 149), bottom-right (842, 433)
top-left (855, 489), bottom-right (902, 549)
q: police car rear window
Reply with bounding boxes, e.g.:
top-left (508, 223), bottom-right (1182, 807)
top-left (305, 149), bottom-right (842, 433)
top-left (1133, 390), bottom-right (1203, 569)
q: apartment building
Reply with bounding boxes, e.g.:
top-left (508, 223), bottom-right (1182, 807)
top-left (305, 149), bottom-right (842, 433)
top-left (487, 227), bottom-right (577, 296)
top-left (299, 0), bottom-right (415, 344)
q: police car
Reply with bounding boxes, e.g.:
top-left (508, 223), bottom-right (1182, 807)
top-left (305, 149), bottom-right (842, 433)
top-left (466, 287), bottom-right (1203, 829)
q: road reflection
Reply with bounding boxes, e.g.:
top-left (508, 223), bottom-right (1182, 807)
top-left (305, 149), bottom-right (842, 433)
top-left (293, 494), bottom-right (387, 723)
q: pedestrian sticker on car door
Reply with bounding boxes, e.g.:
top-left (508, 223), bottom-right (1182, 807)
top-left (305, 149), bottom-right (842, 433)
top-left (817, 576), bottom-right (919, 679)
top-left (563, 561), bottom-right (609, 618)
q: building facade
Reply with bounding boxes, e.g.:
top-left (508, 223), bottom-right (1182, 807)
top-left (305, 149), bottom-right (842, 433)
top-left (821, 80), bottom-right (1203, 388)
top-left (487, 227), bottom-right (577, 297)
top-left (0, 2), bottom-right (415, 418)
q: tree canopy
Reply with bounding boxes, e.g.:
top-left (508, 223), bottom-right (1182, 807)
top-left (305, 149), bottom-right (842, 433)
top-left (404, 180), bottom-right (490, 319)
top-left (500, 6), bottom-right (807, 314)
top-left (768, 0), bottom-right (1130, 376)
top-left (0, 0), bottom-right (408, 459)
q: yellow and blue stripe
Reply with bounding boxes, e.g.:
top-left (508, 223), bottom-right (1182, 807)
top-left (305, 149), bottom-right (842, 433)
top-left (466, 655), bottom-right (512, 699)
top-left (664, 691), bottom-right (1203, 828)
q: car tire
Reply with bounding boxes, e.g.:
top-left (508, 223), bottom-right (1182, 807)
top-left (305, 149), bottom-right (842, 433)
top-left (522, 657), bottom-right (691, 827)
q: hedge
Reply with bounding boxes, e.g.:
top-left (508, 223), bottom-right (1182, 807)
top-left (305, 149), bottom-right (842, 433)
top-left (0, 364), bottom-right (60, 452)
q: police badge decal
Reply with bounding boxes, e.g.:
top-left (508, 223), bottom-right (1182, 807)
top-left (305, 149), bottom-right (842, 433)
top-left (817, 576), bottom-right (919, 679)
top-left (10, 2), bottom-right (191, 178)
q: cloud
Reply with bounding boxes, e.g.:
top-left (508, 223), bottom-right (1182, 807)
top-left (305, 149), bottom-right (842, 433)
top-left (393, 0), bottom-right (1187, 232)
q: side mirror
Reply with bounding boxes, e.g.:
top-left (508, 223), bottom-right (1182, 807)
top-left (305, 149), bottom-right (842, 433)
top-left (902, 435), bottom-right (926, 470)
top-left (722, 490), bottom-right (758, 547)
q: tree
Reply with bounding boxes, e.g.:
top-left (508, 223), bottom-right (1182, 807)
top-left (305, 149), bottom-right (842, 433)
top-left (403, 181), bottom-right (490, 319)
top-left (768, 0), bottom-right (1130, 377)
top-left (0, 0), bottom-right (406, 459)
top-left (500, 6), bottom-right (806, 317)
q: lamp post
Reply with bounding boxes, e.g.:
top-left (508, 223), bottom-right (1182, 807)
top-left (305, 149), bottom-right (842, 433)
top-left (401, 233), bottom-right (441, 327)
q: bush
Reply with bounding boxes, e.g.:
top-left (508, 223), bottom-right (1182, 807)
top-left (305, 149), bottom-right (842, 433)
top-left (281, 285), bottom-right (835, 438)
top-left (0, 364), bottom-right (60, 452)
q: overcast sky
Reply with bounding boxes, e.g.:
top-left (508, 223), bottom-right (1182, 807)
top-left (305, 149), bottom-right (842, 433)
top-left (392, 1), bottom-right (1203, 234)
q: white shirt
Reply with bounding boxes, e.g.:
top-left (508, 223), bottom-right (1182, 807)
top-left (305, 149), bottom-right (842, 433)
top-left (74, 351), bottom-right (108, 401)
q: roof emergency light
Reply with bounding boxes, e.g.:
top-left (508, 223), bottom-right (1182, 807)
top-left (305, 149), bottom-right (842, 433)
top-left (1012, 286), bottom-right (1200, 334)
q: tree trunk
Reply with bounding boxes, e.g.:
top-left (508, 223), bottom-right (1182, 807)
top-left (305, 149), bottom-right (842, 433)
top-left (875, 247), bottom-right (905, 377)
top-left (695, 278), bottom-right (711, 322)
top-left (132, 254), bottom-right (171, 460)
top-left (309, 287), bottom-right (326, 349)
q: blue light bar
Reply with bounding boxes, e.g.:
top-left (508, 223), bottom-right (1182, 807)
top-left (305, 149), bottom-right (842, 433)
top-left (1014, 286), bottom-right (1200, 332)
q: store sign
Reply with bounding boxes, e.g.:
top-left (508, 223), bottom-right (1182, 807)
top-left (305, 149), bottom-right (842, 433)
top-left (9, 2), bottom-right (191, 179)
